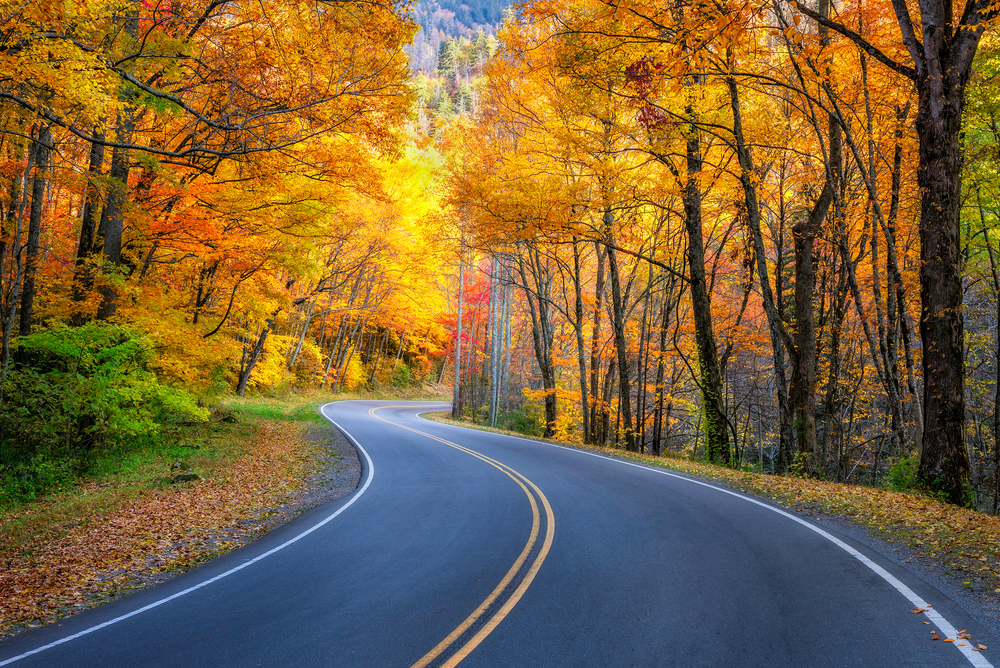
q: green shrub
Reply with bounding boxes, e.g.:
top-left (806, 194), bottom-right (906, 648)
top-left (1, 323), bottom-right (207, 452)
top-left (887, 454), bottom-right (920, 491)
top-left (0, 450), bottom-right (75, 505)
top-left (392, 364), bottom-right (412, 387)
top-left (500, 401), bottom-right (545, 437)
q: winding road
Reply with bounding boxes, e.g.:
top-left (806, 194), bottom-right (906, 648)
top-left (1, 400), bottom-right (996, 667)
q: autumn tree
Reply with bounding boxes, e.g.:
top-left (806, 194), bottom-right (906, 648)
top-left (791, 0), bottom-right (992, 502)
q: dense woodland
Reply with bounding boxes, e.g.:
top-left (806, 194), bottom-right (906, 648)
top-left (0, 1), bottom-right (455, 500)
top-left (2, 0), bottom-right (999, 511)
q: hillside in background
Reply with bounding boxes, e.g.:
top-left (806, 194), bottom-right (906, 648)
top-left (406, 0), bottom-right (510, 74)
top-left (406, 0), bottom-right (510, 133)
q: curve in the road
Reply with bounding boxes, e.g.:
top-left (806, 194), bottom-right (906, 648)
top-left (367, 406), bottom-right (555, 668)
top-left (475, 429), bottom-right (996, 668)
top-left (0, 407), bottom-right (378, 668)
top-left (1, 400), bottom-right (995, 668)
top-left (0, 402), bottom-right (555, 668)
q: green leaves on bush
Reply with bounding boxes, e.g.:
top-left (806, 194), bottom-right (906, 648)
top-left (0, 322), bottom-right (208, 454)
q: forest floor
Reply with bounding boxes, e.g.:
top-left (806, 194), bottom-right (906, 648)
top-left (428, 413), bottom-right (1000, 636)
top-left (0, 391), bottom-right (371, 638)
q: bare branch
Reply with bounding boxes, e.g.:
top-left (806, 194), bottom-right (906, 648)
top-left (792, 1), bottom-right (916, 80)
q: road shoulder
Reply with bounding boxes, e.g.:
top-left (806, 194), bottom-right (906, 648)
top-left (0, 419), bottom-right (360, 639)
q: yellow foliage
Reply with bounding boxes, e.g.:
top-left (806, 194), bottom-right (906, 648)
top-left (341, 355), bottom-right (366, 391)
top-left (246, 334), bottom-right (296, 393)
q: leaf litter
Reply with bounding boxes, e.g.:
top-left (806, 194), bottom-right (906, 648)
top-left (0, 418), bottom-right (357, 637)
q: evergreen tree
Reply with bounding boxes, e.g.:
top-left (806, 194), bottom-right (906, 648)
top-left (436, 90), bottom-right (455, 119)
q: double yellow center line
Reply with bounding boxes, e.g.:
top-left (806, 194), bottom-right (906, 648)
top-left (368, 408), bottom-right (555, 668)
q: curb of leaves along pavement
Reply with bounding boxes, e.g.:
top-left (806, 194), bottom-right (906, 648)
top-left (0, 420), bottom-right (361, 639)
top-left (425, 412), bottom-right (1000, 641)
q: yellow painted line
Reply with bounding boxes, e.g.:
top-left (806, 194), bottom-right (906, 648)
top-left (440, 468), bottom-right (555, 668)
top-left (367, 407), bottom-right (555, 668)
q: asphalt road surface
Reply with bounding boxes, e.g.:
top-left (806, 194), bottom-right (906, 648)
top-left (1, 400), bottom-right (996, 667)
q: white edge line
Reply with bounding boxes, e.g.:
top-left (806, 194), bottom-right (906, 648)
top-left (0, 403), bottom-right (373, 668)
top-left (424, 416), bottom-right (993, 668)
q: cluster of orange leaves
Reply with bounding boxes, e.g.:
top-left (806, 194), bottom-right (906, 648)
top-left (0, 421), bottom-right (320, 636)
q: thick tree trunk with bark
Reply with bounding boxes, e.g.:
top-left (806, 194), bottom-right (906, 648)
top-left (97, 11), bottom-right (138, 321)
top-left (70, 132), bottom-right (105, 326)
top-left (96, 115), bottom-right (133, 320)
top-left (916, 95), bottom-right (970, 503)
top-left (797, 0), bottom-right (992, 504)
top-left (683, 122), bottom-right (729, 465)
top-left (518, 247), bottom-right (557, 438)
top-left (77, 134), bottom-right (105, 262)
top-left (789, 187), bottom-right (830, 473)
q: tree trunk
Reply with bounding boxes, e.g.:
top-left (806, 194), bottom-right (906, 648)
top-left (335, 316), bottom-right (367, 392)
top-left (979, 192), bottom-right (1000, 513)
top-left (915, 89), bottom-right (971, 503)
top-left (572, 238), bottom-right (590, 443)
top-left (797, 0), bottom-right (986, 503)
top-left (19, 124), bottom-right (51, 338)
top-left (369, 327), bottom-right (390, 385)
top-left (820, 253), bottom-right (849, 476)
top-left (600, 355), bottom-right (616, 445)
top-left (287, 298), bottom-right (317, 371)
top-left (518, 247), bottom-right (557, 437)
top-left (589, 242), bottom-right (606, 444)
top-left (237, 312), bottom-right (278, 397)
top-left (321, 315), bottom-right (348, 389)
top-left (97, 10), bottom-right (138, 321)
top-left (605, 219), bottom-right (635, 451)
top-left (0, 147), bottom-right (32, 394)
top-left (889, 105), bottom-right (923, 455)
top-left (651, 278), bottom-right (676, 457)
top-left (453, 253), bottom-right (464, 419)
top-left (683, 118), bottom-right (728, 464)
top-left (70, 131), bottom-right (105, 326)
top-left (96, 113), bottom-right (134, 321)
top-left (636, 265), bottom-right (654, 453)
top-left (728, 77), bottom-right (792, 472)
